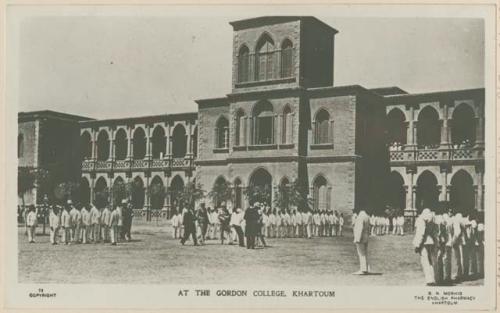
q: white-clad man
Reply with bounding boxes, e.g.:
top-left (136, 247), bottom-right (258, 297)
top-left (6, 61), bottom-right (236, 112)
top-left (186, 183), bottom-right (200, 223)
top-left (305, 209), bottom-right (313, 239)
top-left (90, 204), bottom-right (101, 243)
top-left (452, 212), bottom-right (464, 281)
top-left (49, 206), bottom-right (61, 245)
top-left (413, 208), bottom-right (437, 286)
top-left (353, 208), bottom-right (371, 275)
top-left (442, 211), bottom-right (454, 284)
top-left (81, 205), bottom-right (91, 244)
top-left (338, 213), bottom-right (345, 237)
top-left (109, 206), bottom-right (119, 245)
top-left (26, 205), bottom-right (37, 243)
top-left (69, 203), bottom-right (81, 243)
top-left (101, 205), bottom-right (111, 242)
top-left (61, 205), bottom-right (71, 245)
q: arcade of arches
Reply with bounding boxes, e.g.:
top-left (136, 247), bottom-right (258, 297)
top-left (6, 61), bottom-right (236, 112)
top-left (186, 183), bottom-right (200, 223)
top-left (387, 169), bottom-right (482, 215)
top-left (80, 123), bottom-right (197, 162)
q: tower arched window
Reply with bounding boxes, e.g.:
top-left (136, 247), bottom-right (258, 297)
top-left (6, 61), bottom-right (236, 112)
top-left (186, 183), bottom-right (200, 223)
top-left (252, 101), bottom-right (275, 145)
top-left (255, 34), bottom-right (275, 81)
top-left (314, 109), bottom-right (332, 144)
top-left (281, 39), bottom-right (293, 78)
top-left (238, 45), bottom-right (250, 83)
top-left (235, 109), bottom-right (246, 146)
top-left (282, 105), bottom-right (293, 144)
top-left (215, 117), bottom-right (229, 149)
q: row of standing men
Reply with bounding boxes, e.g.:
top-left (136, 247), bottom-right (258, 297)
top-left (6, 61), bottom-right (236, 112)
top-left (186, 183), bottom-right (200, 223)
top-left (171, 205), bottom-right (346, 241)
top-left (25, 199), bottom-right (134, 245)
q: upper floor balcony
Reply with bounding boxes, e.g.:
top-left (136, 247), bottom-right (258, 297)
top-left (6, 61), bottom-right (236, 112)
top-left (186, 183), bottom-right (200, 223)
top-left (82, 156), bottom-right (194, 173)
top-left (389, 145), bottom-right (483, 164)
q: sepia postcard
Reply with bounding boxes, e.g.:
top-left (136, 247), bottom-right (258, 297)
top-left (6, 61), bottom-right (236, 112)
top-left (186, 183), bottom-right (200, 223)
top-left (2, 2), bottom-right (498, 312)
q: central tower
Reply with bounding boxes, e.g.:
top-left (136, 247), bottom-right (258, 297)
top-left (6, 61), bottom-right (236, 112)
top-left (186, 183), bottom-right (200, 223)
top-left (230, 16), bottom-right (338, 93)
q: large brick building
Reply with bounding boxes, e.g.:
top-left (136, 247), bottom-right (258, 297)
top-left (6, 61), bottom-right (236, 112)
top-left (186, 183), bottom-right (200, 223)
top-left (18, 16), bottom-right (485, 221)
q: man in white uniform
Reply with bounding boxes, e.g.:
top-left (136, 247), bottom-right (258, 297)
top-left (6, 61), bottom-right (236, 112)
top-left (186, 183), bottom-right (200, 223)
top-left (353, 208), bottom-right (371, 275)
top-left (413, 208), bottom-right (437, 286)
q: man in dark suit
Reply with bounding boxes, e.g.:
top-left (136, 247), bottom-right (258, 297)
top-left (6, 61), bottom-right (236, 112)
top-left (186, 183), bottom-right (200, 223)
top-left (244, 202), bottom-right (260, 249)
top-left (181, 208), bottom-right (198, 246)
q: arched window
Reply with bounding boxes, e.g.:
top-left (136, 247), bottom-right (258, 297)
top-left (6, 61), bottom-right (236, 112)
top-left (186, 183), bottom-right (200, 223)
top-left (96, 131), bottom-right (110, 161)
top-left (314, 109), bottom-right (331, 144)
top-left (417, 106), bottom-right (441, 149)
top-left (282, 105), bottom-right (293, 144)
top-left (235, 109), bottom-right (246, 146)
top-left (215, 116), bottom-right (229, 149)
top-left (256, 34), bottom-right (275, 81)
top-left (451, 104), bottom-right (476, 147)
top-left (238, 45), bottom-right (250, 83)
top-left (151, 126), bottom-right (166, 159)
top-left (172, 125), bottom-right (187, 158)
top-left (133, 128), bottom-right (146, 159)
top-left (252, 101), bottom-right (275, 145)
top-left (281, 39), bottom-right (293, 78)
top-left (313, 175), bottom-right (329, 211)
top-left (114, 129), bottom-right (128, 160)
top-left (80, 132), bottom-right (92, 160)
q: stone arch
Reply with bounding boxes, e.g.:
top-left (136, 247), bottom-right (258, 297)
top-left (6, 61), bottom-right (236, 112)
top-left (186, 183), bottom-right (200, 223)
top-left (255, 32), bottom-right (275, 81)
top-left (151, 125), bottom-right (166, 159)
top-left (417, 106), bottom-right (441, 148)
top-left (248, 167), bottom-right (273, 206)
top-left (131, 176), bottom-right (145, 210)
top-left (280, 38), bottom-right (294, 78)
top-left (451, 103), bottom-right (476, 146)
top-left (96, 130), bottom-right (110, 161)
top-left (235, 108), bottom-right (246, 146)
top-left (149, 175), bottom-right (165, 210)
top-left (282, 104), bottom-right (293, 144)
top-left (114, 128), bottom-right (128, 160)
top-left (212, 175), bottom-right (229, 208)
top-left (172, 124), bottom-right (187, 158)
top-left (133, 127), bottom-right (147, 159)
top-left (387, 171), bottom-right (406, 211)
top-left (170, 175), bottom-right (185, 211)
top-left (252, 100), bottom-right (275, 145)
top-left (450, 169), bottom-right (475, 214)
top-left (192, 126), bottom-right (198, 158)
top-left (387, 107), bottom-right (407, 145)
top-left (94, 176), bottom-right (108, 208)
top-left (415, 170), bottom-right (439, 212)
top-left (313, 108), bottom-right (331, 144)
top-left (237, 44), bottom-right (250, 83)
top-left (215, 116), bottom-right (229, 149)
top-left (78, 177), bottom-right (91, 206)
top-left (312, 174), bottom-right (329, 211)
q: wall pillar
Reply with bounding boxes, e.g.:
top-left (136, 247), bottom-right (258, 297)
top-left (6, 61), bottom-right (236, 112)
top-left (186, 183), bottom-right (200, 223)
top-left (187, 123), bottom-right (193, 157)
top-left (440, 102), bottom-right (450, 148)
top-left (145, 125), bottom-right (152, 159)
top-left (475, 116), bottom-right (485, 147)
top-left (476, 166), bottom-right (484, 212)
top-left (405, 105), bottom-right (416, 148)
top-left (127, 126), bottom-right (133, 160)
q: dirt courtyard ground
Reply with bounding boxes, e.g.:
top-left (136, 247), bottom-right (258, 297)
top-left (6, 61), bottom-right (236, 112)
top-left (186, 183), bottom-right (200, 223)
top-left (18, 221), bottom-right (484, 286)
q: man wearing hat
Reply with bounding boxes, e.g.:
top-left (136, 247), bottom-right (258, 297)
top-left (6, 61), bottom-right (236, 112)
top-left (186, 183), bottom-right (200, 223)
top-left (244, 202), bottom-right (260, 249)
top-left (180, 207), bottom-right (198, 246)
top-left (413, 208), bottom-right (438, 285)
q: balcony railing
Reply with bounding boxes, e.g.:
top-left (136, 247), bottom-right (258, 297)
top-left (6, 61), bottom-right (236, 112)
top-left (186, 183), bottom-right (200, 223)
top-left (389, 147), bottom-right (483, 163)
top-left (81, 156), bottom-right (194, 172)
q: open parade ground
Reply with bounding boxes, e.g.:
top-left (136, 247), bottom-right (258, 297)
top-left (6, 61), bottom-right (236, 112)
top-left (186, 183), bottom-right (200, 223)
top-left (18, 221), bottom-right (483, 286)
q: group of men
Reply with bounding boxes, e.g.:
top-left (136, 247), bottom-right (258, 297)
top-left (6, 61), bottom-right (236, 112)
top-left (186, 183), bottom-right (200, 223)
top-left (369, 215), bottom-right (405, 236)
top-left (24, 199), bottom-right (134, 246)
top-left (413, 208), bottom-right (484, 285)
top-left (171, 204), bottom-right (345, 244)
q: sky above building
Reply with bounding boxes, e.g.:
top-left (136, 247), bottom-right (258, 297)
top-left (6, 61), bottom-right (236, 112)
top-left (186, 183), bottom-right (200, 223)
top-left (11, 6), bottom-right (485, 119)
